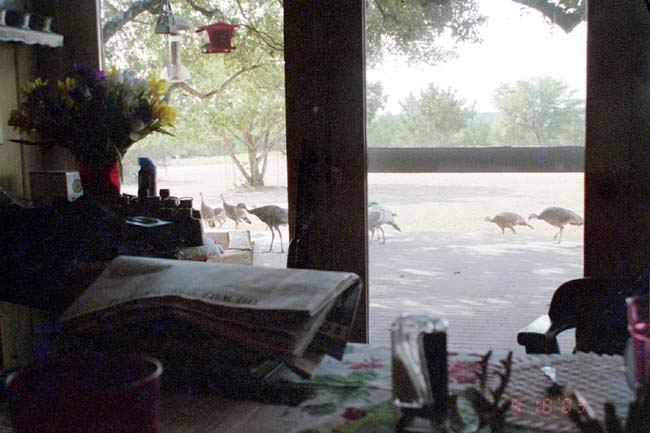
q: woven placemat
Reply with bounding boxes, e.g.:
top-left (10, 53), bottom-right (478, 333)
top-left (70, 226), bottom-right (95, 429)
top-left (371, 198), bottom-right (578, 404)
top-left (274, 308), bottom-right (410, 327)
top-left (495, 353), bottom-right (633, 432)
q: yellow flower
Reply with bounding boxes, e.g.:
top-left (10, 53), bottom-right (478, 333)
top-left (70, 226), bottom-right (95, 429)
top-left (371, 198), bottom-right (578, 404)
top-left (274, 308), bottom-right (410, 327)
top-left (148, 75), bottom-right (169, 98)
top-left (105, 67), bottom-right (119, 79)
top-left (57, 77), bottom-right (78, 93)
top-left (152, 103), bottom-right (177, 126)
top-left (21, 77), bottom-right (47, 95)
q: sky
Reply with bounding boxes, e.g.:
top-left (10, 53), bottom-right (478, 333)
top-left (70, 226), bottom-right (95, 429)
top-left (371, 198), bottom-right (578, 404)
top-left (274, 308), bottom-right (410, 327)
top-left (367, 0), bottom-right (587, 114)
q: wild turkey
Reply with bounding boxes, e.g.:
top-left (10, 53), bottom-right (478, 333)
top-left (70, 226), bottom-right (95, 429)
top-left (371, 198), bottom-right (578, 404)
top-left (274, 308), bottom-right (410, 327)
top-left (528, 206), bottom-right (583, 244)
top-left (199, 192), bottom-right (219, 228)
top-left (239, 204), bottom-right (288, 252)
top-left (368, 202), bottom-right (401, 243)
top-left (213, 207), bottom-right (227, 227)
top-left (220, 194), bottom-right (251, 228)
top-left (485, 212), bottom-right (533, 234)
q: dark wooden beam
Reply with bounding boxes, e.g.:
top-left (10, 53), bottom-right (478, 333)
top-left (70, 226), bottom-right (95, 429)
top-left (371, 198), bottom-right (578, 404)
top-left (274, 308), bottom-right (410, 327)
top-left (584, 1), bottom-right (650, 277)
top-left (284, 1), bottom-right (368, 341)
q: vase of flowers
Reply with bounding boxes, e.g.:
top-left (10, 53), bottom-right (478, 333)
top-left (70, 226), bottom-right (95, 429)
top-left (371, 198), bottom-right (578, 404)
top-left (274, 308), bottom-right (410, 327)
top-left (9, 63), bottom-right (176, 201)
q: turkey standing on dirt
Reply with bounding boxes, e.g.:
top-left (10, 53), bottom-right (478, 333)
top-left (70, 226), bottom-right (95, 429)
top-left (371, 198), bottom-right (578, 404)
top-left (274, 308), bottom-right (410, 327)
top-left (368, 202), bottom-right (401, 243)
top-left (528, 207), bottom-right (583, 244)
top-left (485, 212), bottom-right (533, 234)
top-left (220, 194), bottom-right (251, 228)
top-left (199, 192), bottom-right (226, 228)
top-left (238, 204), bottom-right (288, 253)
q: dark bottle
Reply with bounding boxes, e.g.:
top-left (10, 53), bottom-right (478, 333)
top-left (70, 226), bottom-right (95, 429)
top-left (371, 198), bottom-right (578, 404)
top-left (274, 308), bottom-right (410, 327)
top-left (178, 198), bottom-right (203, 247)
top-left (137, 157), bottom-right (157, 198)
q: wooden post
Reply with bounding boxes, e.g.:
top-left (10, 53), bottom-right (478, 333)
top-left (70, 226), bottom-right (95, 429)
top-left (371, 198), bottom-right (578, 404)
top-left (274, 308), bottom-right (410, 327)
top-left (284, 1), bottom-right (368, 341)
top-left (585, 1), bottom-right (650, 277)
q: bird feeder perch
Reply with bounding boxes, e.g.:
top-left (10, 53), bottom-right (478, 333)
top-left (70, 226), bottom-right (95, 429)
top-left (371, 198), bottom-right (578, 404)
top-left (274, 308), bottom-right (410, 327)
top-left (196, 22), bottom-right (240, 53)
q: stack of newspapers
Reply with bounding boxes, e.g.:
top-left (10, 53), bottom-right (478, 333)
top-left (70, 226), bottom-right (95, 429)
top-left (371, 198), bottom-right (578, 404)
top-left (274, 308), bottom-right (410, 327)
top-left (59, 256), bottom-right (362, 378)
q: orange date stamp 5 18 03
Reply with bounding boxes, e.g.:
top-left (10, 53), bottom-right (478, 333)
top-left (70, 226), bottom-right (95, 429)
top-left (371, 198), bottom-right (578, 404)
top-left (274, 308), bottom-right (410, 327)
top-left (511, 397), bottom-right (586, 416)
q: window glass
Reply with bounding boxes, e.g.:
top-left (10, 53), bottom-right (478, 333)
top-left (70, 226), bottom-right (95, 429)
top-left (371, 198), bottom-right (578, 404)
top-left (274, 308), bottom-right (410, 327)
top-left (365, 0), bottom-right (586, 353)
top-left (100, 1), bottom-right (288, 265)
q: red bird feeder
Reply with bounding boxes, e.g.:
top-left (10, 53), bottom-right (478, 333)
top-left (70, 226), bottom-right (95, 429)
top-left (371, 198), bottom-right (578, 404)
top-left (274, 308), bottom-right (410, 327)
top-left (196, 22), bottom-right (240, 53)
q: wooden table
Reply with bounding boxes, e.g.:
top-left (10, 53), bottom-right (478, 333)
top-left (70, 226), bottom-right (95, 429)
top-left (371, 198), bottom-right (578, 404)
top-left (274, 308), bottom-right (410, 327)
top-left (157, 345), bottom-right (634, 433)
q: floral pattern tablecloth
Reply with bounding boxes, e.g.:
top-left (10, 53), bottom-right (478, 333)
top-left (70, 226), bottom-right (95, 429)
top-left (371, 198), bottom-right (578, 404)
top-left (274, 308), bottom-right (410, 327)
top-left (285, 344), bottom-right (520, 433)
top-left (279, 344), bottom-right (632, 433)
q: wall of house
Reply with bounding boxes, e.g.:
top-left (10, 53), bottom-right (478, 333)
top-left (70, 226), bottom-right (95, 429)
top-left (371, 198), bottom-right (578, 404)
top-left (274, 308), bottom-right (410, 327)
top-left (0, 0), bottom-right (100, 200)
top-left (0, 44), bottom-right (22, 197)
top-left (0, 42), bottom-right (41, 199)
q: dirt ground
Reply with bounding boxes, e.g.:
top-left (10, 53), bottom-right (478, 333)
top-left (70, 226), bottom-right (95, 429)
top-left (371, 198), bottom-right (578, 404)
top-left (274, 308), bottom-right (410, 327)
top-left (123, 153), bottom-right (583, 354)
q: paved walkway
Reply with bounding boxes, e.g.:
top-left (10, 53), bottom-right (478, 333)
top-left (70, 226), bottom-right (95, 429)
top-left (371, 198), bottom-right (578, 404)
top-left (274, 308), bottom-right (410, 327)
top-left (365, 231), bottom-right (579, 354)
top-left (249, 229), bottom-right (580, 356)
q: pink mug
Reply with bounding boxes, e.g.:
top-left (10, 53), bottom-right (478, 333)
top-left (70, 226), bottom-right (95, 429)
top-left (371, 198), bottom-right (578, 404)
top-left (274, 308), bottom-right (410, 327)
top-left (6, 353), bottom-right (163, 433)
top-left (627, 294), bottom-right (650, 389)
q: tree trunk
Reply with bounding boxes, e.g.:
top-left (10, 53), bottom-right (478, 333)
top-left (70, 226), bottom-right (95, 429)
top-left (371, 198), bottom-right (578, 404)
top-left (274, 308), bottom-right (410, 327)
top-left (246, 131), bottom-right (265, 187)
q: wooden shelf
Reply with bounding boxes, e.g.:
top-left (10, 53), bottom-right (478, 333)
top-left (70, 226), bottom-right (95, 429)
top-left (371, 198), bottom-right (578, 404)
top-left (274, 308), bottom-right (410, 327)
top-left (0, 24), bottom-right (62, 47)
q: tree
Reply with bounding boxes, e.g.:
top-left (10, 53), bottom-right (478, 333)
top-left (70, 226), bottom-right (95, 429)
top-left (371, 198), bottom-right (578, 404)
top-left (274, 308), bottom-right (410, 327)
top-left (99, 0), bottom-right (587, 184)
top-left (207, 65), bottom-right (285, 187)
top-left (364, 0), bottom-right (486, 66)
top-left (366, 81), bottom-right (387, 124)
top-left (400, 84), bottom-right (475, 147)
top-left (492, 76), bottom-right (584, 146)
top-left (103, 1), bottom-right (487, 64)
top-left (367, 113), bottom-right (411, 147)
top-left (511, 0), bottom-right (585, 33)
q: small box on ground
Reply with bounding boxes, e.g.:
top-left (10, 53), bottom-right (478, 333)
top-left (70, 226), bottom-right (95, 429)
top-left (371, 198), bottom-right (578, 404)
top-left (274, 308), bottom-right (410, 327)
top-left (205, 230), bottom-right (254, 266)
top-left (30, 171), bottom-right (83, 206)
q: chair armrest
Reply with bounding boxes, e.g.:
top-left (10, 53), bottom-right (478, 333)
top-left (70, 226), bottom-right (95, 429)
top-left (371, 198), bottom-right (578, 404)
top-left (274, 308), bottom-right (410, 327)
top-left (517, 315), bottom-right (561, 354)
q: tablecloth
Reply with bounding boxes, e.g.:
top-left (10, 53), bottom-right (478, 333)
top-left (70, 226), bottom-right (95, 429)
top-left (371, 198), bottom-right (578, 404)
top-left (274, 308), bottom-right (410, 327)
top-left (275, 344), bottom-right (634, 433)
top-left (0, 343), bottom-right (635, 433)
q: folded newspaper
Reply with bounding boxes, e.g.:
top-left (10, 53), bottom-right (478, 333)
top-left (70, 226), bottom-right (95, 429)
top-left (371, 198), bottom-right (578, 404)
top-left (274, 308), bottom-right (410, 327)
top-left (60, 256), bottom-right (362, 377)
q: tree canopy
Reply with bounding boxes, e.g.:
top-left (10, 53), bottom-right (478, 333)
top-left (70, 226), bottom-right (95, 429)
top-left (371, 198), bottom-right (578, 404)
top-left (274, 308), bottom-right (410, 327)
top-left (400, 84), bottom-right (475, 146)
top-left (102, 0), bottom-right (588, 183)
top-left (492, 76), bottom-right (584, 146)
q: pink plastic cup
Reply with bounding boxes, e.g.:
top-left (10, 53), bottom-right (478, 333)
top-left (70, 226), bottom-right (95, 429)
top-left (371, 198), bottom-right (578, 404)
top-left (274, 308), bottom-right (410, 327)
top-left (6, 353), bottom-right (163, 433)
top-left (627, 294), bottom-right (650, 389)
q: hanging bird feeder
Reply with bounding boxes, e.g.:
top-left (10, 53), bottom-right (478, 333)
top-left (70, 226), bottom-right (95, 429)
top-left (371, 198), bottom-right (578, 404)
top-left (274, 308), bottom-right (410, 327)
top-left (154, 0), bottom-right (192, 82)
top-left (196, 22), bottom-right (240, 53)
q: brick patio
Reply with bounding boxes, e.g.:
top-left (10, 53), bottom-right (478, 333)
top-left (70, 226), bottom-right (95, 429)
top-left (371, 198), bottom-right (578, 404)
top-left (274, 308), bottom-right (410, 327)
top-left (250, 229), bottom-right (580, 356)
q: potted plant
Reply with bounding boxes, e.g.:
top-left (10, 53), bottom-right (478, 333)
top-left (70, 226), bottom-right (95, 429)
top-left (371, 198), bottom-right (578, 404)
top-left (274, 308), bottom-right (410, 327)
top-left (8, 63), bottom-right (176, 201)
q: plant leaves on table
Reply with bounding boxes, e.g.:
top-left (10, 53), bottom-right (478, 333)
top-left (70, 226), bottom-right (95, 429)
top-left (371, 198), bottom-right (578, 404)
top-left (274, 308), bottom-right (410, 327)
top-left (302, 403), bottom-right (338, 416)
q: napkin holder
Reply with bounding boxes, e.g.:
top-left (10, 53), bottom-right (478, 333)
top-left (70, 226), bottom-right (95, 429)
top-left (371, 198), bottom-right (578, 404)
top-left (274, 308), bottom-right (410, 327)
top-left (391, 315), bottom-right (478, 433)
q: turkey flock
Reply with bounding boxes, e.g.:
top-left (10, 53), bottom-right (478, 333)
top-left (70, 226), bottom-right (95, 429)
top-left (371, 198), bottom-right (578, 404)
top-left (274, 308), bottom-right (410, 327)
top-left (486, 206), bottom-right (583, 243)
top-left (201, 193), bottom-right (582, 250)
top-left (200, 193), bottom-right (288, 253)
top-left (199, 194), bottom-right (404, 250)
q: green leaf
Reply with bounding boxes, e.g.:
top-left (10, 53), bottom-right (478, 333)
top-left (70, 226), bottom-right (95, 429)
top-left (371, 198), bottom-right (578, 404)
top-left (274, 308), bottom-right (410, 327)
top-left (348, 370), bottom-right (379, 383)
top-left (302, 403), bottom-right (338, 416)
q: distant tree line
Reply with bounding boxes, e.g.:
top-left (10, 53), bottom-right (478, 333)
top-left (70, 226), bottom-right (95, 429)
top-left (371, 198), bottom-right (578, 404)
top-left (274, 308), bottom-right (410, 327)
top-left (367, 76), bottom-right (585, 148)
